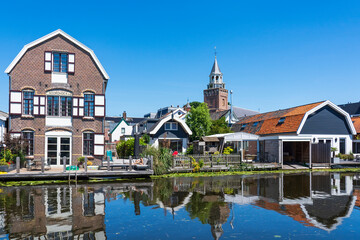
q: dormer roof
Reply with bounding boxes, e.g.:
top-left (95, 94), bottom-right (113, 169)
top-left (5, 29), bottom-right (109, 80)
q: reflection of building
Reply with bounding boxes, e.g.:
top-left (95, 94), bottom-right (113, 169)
top-left (224, 173), bottom-right (356, 232)
top-left (1, 185), bottom-right (106, 239)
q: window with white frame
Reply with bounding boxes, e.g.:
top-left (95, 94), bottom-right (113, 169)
top-left (23, 90), bottom-right (34, 115)
top-left (165, 122), bottom-right (178, 131)
top-left (121, 128), bottom-right (125, 134)
top-left (45, 51), bottom-right (75, 73)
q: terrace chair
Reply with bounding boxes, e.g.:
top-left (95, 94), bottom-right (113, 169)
top-left (134, 158), bottom-right (150, 170)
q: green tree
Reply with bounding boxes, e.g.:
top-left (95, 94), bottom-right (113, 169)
top-left (209, 117), bottom-right (232, 135)
top-left (186, 103), bottom-right (212, 141)
top-left (189, 101), bottom-right (202, 109)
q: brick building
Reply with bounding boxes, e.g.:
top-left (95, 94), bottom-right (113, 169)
top-left (5, 29), bottom-right (109, 166)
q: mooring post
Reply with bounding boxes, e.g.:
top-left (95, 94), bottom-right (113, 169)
top-left (150, 156), bottom-right (154, 170)
top-left (41, 157), bottom-right (45, 173)
top-left (85, 156), bottom-right (88, 173)
top-left (16, 157), bottom-right (20, 174)
top-left (63, 156), bottom-right (66, 173)
top-left (129, 156), bottom-right (132, 171)
top-left (107, 156), bottom-right (110, 171)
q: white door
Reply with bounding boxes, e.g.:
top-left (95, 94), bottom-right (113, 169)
top-left (46, 136), bottom-right (71, 165)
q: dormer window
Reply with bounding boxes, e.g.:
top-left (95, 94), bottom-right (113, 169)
top-left (278, 117), bottom-right (286, 124)
top-left (240, 123), bottom-right (247, 130)
top-left (253, 122), bottom-right (258, 127)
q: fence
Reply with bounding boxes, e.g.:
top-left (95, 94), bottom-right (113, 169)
top-left (173, 154), bottom-right (244, 169)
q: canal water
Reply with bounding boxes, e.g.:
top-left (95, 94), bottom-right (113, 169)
top-left (1, 172), bottom-right (360, 239)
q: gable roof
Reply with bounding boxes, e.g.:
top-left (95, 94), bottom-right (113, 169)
top-left (110, 118), bottom-right (129, 134)
top-left (5, 29), bottom-right (110, 80)
top-left (149, 114), bottom-right (192, 135)
top-left (232, 100), bottom-right (356, 136)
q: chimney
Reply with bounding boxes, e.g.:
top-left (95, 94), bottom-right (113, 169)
top-left (123, 111), bottom-right (127, 120)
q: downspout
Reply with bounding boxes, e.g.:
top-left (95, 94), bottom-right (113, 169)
top-left (8, 75), bottom-right (11, 131)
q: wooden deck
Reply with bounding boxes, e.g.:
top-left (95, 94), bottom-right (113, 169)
top-left (0, 167), bottom-right (153, 181)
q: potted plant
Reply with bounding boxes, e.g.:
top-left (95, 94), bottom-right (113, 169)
top-left (77, 156), bottom-right (85, 167)
top-left (331, 147), bottom-right (340, 163)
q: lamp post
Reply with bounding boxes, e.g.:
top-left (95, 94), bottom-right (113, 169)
top-left (229, 90), bottom-right (233, 126)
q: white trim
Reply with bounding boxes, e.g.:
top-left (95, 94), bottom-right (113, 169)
top-left (5, 29), bottom-right (110, 80)
top-left (149, 114), bottom-right (192, 135)
top-left (296, 100), bottom-right (356, 135)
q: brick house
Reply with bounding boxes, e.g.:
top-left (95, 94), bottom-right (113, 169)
top-left (5, 29), bottom-right (109, 166)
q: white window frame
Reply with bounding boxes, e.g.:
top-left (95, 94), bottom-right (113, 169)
top-left (165, 122), bottom-right (178, 131)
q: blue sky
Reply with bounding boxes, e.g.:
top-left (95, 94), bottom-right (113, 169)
top-left (1, 0), bottom-right (360, 116)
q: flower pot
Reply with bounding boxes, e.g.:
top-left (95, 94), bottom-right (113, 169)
top-left (0, 164), bottom-right (15, 172)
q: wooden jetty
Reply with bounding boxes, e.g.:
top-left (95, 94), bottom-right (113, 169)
top-left (0, 168), bottom-right (153, 181)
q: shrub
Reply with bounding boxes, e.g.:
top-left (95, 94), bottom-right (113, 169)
top-left (87, 160), bottom-right (93, 166)
top-left (141, 146), bottom-right (172, 175)
top-left (191, 157), bottom-right (204, 172)
top-left (186, 145), bottom-right (193, 155)
top-left (223, 146), bottom-right (234, 155)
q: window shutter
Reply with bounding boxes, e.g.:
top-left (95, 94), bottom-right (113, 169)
top-left (94, 95), bottom-right (105, 117)
top-left (72, 97), bottom-right (79, 117)
top-left (44, 51), bottom-right (52, 72)
top-left (9, 91), bottom-right (22, 115)
top-left (34, 95), bottom-right (46, 116)
top-left (78, 97), bottom-right (84, 117)
top-left (94, 133), bottom-right (104, 156)
top-left (68, 53), bottom-right (75, 73)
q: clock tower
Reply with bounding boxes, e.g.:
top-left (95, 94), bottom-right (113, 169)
top-left (204, 56), bottom-right (228, 112)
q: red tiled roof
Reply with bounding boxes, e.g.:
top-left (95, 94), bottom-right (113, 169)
top-left (351, 116), bottom-right (360, 134)
top-left (232, 101), bottom-right (325, 135)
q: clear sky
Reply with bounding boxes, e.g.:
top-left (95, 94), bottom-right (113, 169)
top-left (1, 0), bottom-right (360, 117)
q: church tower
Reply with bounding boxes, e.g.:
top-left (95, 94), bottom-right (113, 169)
top-left (204, 56), bottom-right (229, 112)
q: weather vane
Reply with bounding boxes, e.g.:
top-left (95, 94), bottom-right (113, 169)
top-left (214, 46), bottom-right (217, 57)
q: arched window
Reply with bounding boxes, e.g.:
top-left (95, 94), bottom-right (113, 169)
top-left (22, 130), bottom-right (34, 156)
top-left (83, 131), bottom-right (94, 156)
top-left (23, 89), bottom-right (34, 115)
top-left (84, 92), bottom-right (95, 117)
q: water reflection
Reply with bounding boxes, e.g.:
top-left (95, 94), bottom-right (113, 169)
top-left (0, 172), bottom-right (359, 239)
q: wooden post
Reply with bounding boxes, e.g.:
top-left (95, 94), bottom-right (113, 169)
top-left (63, 156), bottom-right (66, 173)
top-left (226, 155), bottom-right (229, 167)
top-left (129, 156), bottom-right (133, 171)
top-left (107, 156), bottom-right (110, 171)
top-left (150, 156), bottom-right (154, 170)
top-left (210, 155), bottom-right (213, 168)
top-left (16, 157), bottom-right (20, 174)
top-left (41, 157), bottom-right (45, 173)
top-left (84, 156), bottom-right (88, 173)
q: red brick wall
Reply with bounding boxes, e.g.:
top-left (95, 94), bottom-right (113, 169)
top-left (8, 34), bottom-right (106, 165)
top-left (204, 88), bottom-right (228, 111)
